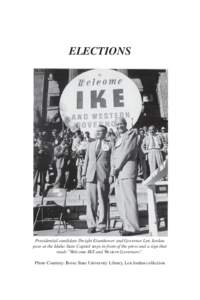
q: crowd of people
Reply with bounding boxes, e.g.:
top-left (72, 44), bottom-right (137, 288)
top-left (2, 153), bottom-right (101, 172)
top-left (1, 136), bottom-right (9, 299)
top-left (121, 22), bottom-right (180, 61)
top-left (33, 123), bottom-right (168, 197)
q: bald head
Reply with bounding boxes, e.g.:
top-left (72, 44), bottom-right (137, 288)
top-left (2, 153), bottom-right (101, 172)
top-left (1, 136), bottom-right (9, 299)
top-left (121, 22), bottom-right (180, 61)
top-left (115, 117), bottom-right (127, 126)
top-left (115, 117), bottom-right (127, 134)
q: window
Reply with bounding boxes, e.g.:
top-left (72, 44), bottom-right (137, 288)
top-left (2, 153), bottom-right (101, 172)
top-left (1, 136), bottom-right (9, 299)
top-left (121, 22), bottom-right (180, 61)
top-left (49, 96), bottom-right (60, 107)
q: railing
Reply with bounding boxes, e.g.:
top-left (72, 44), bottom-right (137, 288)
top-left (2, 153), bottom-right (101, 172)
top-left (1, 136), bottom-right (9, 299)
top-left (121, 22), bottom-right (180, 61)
top-left (142, 160), bottom-right (168, 236)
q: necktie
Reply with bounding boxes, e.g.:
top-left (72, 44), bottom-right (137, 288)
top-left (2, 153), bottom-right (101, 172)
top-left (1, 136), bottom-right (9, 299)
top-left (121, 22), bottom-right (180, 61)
top-left (96, 139), bottom-right (102, 157)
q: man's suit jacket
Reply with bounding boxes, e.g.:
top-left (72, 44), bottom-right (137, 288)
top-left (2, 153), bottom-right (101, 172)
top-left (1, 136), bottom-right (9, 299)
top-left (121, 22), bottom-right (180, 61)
top-left (82, 140), bottom-right (111, 183)
top-left (111, 129), bottom-right (138, 180)
top-left (141, 134), bottom-right (163, 151)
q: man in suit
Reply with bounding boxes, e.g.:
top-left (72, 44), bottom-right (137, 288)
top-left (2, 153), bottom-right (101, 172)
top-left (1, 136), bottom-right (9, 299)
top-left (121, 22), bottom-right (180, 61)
top-left (159, 126), bottom-right (168, 160)
top-left (111, 117), bottom-right (140, 236)
top-left (141, 125), bottom-right (163, 174)
top-left (137, 128), bottom-right (148, 179)
top-left (82, 125), bottom-right (111, 233)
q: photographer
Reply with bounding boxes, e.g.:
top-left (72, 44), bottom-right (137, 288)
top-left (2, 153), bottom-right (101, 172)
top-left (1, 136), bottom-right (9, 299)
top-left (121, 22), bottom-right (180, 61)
top-left (53, 138), bottom-right (71, 188)
top-left (34, 138), bottom-right (51, 196)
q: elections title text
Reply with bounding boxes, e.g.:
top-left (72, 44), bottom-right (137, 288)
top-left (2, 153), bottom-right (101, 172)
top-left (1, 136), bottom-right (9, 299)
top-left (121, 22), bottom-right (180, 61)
top-left (69, 47), bottom-right (131, 55)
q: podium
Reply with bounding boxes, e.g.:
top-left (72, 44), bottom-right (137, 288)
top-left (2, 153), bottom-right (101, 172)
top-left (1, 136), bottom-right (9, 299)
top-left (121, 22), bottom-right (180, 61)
top-left (143, 160), bottom-right (168, 236)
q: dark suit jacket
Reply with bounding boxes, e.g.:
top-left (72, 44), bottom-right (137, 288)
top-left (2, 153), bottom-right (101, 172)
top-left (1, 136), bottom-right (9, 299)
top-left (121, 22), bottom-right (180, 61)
top-left (54, 144), bottom-right (70, 169)
top-left (82, 140), bottom-right (111, 183)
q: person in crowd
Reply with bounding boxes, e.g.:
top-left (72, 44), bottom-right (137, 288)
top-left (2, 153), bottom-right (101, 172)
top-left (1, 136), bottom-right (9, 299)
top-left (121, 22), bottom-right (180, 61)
top-left (67, 149), bottom-right (77, 190)
top-left (110, 117), bottom-right (140, 236)
top-left (50, 129), bottom-right (61, 147)
top-left (155, 128), bottom-right (160, 135)
top-left (159, 126), bottom-right (168, 160)
top-left (137, 128), bottom-right (148, 179)
top-left (62, 128), bottom-right (70, 144)
top-left (82, 125), bottom-right (112, 233)
top-left (71, 129), bottom-right (83, 188)
top-left (84, 131), bottom-right (92, 143)
top-left (48, 129), bottom-right (60, 183)
top-left (53, 138), bottom-right (71, 188)
top-left (141, 125), bottom-right (163, 174)
top-left (58, 129), bottom-right (64, 142)
top-left (72, 129), bottom-right (82, 152)
top-left (143, 125), bottom-right (148, 136)
top-left (75, 131), bottom-right (94, 189)
top-left (75, 134), bottom-right (86, 189)
top-left (66, 128), bottom-right (74, 145)
top-left (41, 130), bottom-right (47, 140)
top-left (34, 131), bottom-right (43, 147)
top-left (33, 129), bottom-right (39, 145)
top-left (34, 138), bottom-right (51, 196)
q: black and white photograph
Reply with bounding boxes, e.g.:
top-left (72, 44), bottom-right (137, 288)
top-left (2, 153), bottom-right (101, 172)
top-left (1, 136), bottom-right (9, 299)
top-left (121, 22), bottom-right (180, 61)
top-left (33, 68), bottom-right (168, 237)
top-left (2, 0), bottom-right (200, 299)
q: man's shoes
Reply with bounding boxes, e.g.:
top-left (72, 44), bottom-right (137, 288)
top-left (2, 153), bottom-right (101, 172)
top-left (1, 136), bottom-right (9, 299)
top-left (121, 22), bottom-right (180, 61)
top-left (99, 228), bottom-right (107, 233)
top-left (120, 230), bottom-right (140, 236)
top-left (76, 186), bottom-right (83, 190)
top-left (87, 227), bottom-right (96, 234)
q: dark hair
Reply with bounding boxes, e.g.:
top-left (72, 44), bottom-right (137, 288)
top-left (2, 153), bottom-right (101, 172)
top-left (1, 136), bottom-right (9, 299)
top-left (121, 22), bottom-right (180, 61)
top-left (75, 129), bottom-right (82, 136)
top-left (98, 125), bottom-right (107, 133)
top-left (148, 125), bottom-right (156, 131)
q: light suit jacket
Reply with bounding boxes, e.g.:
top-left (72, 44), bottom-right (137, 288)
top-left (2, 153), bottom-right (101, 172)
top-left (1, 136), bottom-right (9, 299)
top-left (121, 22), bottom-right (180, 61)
top-left (82, 140), bottom-right (111, 183)
top-left (111, 129), bottom-right (138, 180)
top-left (141, 134), bottom-right (163, 151)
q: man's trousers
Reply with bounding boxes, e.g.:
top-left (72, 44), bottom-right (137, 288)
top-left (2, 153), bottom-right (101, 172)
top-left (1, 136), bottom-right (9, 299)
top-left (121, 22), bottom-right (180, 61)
top-left (115, 178), bottom-right (140, 232)
top-left (148, 149), bottom-right (163, 174)
top-left (86, 181), bottom-right (109, 229)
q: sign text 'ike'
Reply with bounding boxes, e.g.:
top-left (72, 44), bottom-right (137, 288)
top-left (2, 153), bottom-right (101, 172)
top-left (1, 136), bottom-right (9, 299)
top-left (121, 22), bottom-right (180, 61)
top-left (60, 69), bottom-right (142, 137)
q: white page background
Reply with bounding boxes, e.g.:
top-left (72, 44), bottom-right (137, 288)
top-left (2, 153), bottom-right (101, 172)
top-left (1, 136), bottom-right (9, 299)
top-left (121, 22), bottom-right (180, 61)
top-left (1, 1), bottom-right (199, 299)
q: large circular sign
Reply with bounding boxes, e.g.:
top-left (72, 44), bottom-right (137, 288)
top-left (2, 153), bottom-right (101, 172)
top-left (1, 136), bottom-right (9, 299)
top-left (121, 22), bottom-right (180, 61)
top-left (60, 69), bottom-right (142, 137)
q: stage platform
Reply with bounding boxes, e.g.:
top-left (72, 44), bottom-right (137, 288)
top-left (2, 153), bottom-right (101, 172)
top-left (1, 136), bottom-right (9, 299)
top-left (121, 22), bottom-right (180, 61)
top-left (33, 181), bottom-right (168, 236)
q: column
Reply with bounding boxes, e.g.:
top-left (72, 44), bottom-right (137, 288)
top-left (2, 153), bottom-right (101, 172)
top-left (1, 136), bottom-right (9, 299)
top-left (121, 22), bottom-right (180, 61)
top-left (34, 69), bottom-right (49, 127)
top-left (156, 71), bottom-right (168, 119)
top-left (68, 69), bottom-right (79, 82)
